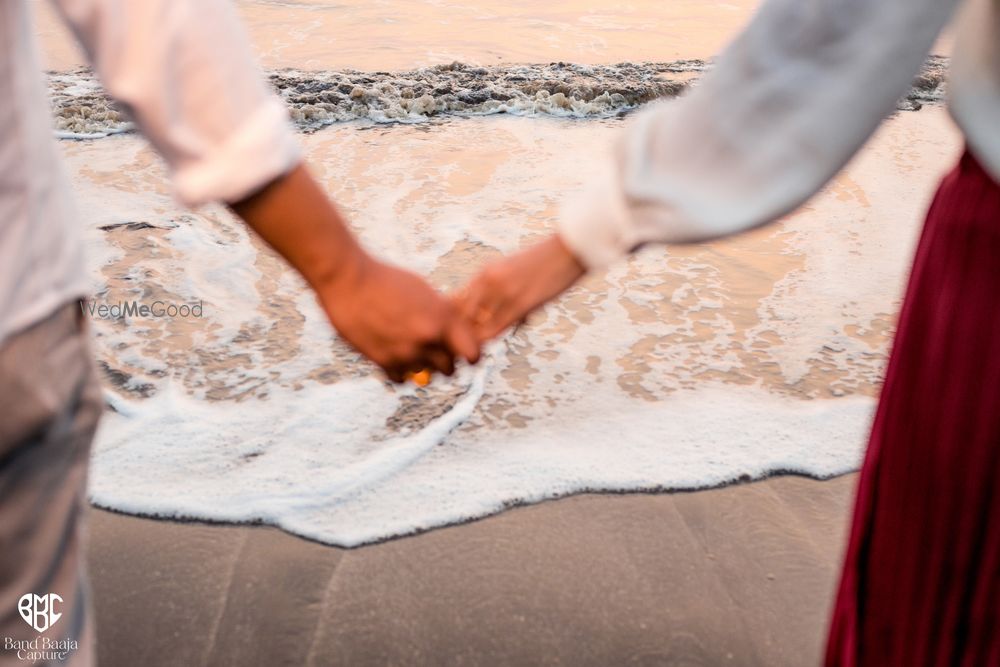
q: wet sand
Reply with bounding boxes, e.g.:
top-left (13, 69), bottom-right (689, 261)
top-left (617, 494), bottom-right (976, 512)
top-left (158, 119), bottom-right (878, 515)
top-left (87, 473), bottom-right (856, 666)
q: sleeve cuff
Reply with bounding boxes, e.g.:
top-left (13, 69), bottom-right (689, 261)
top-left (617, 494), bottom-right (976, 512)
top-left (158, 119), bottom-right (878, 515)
top-left (555, 160), bottom-right (635, 271)
top-left (172, 98), bottom-right (302, 207)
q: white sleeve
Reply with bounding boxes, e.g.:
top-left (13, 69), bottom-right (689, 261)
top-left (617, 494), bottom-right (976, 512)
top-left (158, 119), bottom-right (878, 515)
top-left (49, 0), bottom-right (301, 207)
top-left (557, 0), bottom-right (962, 270)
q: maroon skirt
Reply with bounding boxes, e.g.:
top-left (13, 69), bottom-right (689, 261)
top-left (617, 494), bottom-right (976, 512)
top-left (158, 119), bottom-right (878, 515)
top-left (826, 150), bottom-right (1000, 665)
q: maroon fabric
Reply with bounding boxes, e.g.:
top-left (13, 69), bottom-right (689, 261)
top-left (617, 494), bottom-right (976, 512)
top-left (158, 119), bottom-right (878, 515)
top-left (826, 150), bottom-right (1000, 666)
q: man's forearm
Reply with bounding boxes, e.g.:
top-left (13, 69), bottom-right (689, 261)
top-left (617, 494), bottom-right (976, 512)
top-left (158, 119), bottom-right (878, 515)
top-left (229, 163), bottom-right (367, 293)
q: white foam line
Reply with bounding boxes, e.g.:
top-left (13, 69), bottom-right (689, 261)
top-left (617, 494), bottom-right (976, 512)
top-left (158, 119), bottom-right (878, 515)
top-left (262, 353), bottom-right (494, 509)
top-left (55, 124), bottom-right (133, 140)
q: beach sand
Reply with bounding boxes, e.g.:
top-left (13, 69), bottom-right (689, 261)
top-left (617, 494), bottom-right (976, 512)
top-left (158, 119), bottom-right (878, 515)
top-left (87, 473), bottom-right (855, 666)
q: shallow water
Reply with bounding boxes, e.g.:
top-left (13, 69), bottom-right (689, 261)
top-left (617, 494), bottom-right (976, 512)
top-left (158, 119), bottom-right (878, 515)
top-left (34, 1), bottom-right (963, 545)
top-left (48, 56), bottom-right (946, 137)
top-left (34, 0), bottom-right (762, 71)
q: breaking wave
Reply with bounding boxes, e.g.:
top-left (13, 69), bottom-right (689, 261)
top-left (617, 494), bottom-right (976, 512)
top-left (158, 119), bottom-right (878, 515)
top-left (48, 56), bottom-right (947, 139)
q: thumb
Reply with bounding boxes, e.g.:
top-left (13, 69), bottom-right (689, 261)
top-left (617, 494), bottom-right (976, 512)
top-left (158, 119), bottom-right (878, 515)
top-left (444, 315), bottom-right (481, 365)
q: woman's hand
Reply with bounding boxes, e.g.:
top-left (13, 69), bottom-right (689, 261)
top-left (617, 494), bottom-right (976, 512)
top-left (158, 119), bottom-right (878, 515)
top-left (455, 234), bottom-right (587, 341)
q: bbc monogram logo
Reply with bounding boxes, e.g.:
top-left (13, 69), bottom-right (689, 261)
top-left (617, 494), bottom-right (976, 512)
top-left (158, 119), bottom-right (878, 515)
top-left (3, 593), bottom-right (78, 663)
top-left (17, 594), bottom-right (62, 633)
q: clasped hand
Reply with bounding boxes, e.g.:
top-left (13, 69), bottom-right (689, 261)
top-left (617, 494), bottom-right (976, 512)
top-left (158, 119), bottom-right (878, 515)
top-left (329, 234), bottom-right (585, 384)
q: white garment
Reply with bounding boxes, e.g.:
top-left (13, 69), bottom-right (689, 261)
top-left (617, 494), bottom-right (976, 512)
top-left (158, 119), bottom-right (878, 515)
top-left (0, 0), bottom-right (299, 343)
top-left (558, 0), bottom-right (999, 269)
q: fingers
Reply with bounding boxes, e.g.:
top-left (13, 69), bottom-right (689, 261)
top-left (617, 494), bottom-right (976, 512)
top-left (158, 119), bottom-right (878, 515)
top-left (453, 277), bottom-right (496, 342)
top-left (468, 275), bottom-right (507, 338)
top-left (423, 344), bottom-right (456, 376)
top-left (452, 283), bottom-right (481, 335)
top-left (455, 278), bottom-right (520, 343)
top-left (480, 300), bottom-right (524, 341)
top-left (382, 307), bottom-right (479, 385)
top-left (455, 237), bottom-right (586, 343)
top-left (444, 315), bottom-right (480, 365)
top-left (384, 352), bottom-right (453, 387)
top-left (326, 259), bottom-right (484, 385)
top-left (383, 365), bottom-right (408, 384)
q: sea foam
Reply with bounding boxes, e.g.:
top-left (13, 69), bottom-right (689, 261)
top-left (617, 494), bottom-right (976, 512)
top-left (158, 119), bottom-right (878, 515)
top-left (67, 93), bottom-right (959, 547)
top-left (92, 364), bottom-right (872, 547)
top-left (48, 56), bottom-right (947, 137)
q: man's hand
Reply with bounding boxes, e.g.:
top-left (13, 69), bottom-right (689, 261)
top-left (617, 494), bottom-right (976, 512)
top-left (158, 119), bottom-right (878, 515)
top-left (231, 163), bottom-right (479, 382)
top-left (317, 253), bottom-right (479, 382)
top-left (455, 234), bottom-right (587, 341)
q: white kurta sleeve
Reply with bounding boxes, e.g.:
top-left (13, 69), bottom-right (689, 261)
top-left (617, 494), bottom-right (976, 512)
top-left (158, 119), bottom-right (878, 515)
top-left (49, 0), bottom-right (301, 207)
top-left (558, 0), bottom-right (963, 270)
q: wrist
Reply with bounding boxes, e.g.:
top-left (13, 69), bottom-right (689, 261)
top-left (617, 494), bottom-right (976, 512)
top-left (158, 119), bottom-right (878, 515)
top-left (551, 233), bottom-right (587, 282)
top-left (310, 243), bottom-right (372, 298)
top-left (536, 234), bottom-right (586, 301)
top-left (521, 234), bottom-right (586, 309)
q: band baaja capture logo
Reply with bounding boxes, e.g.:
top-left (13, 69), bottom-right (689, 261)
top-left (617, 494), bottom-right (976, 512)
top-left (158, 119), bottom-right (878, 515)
top-left (18, 594), bottom-right (62, 633)
top-left (3, 594), bottom-right (78, 663)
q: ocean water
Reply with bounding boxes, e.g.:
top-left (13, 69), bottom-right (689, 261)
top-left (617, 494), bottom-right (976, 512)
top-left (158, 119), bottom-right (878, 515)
top-left (36, 1), bottom-right (962, 546)
top-left (49, 56), bottom-right (946, 137)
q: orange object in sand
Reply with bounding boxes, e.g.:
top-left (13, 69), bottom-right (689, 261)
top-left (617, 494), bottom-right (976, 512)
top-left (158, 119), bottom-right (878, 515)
top-left (407, 369), bottom-right (431, 387)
